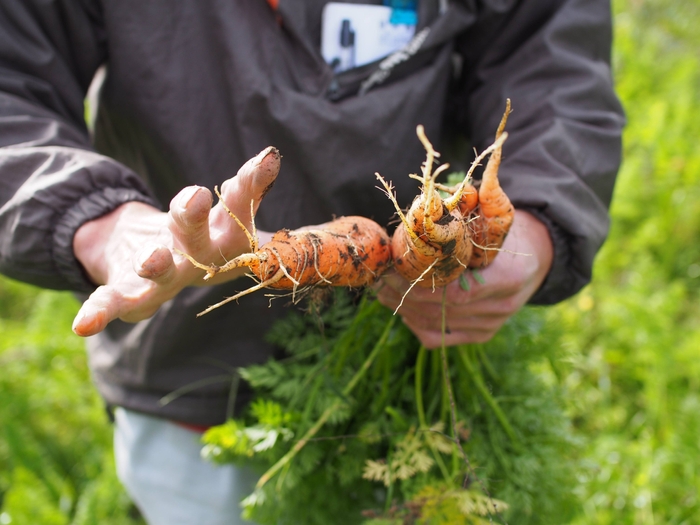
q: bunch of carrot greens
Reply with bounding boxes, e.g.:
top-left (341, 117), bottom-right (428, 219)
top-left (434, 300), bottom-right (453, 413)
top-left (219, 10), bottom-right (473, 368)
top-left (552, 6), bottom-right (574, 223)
top-left (201, 290), bottom-right (578, 524)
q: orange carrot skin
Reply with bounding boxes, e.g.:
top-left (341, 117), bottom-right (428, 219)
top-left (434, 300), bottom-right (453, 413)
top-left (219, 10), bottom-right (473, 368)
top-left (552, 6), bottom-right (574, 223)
top-left (391, 199), bottom-right (473, 288)
top-left (392, 222), bottom-right (472, 287)
top-left (467, 213), bottom-right (512, 268)
top-left (457, 183), bottom-right (478, 216)
top-left (247, 216), bottom-right (392, 288)
top-left (379, 105), bottom-right (513, 284)
top-left (467, 147), bottom-right (514, 269)
top-left (465, 99), bottom-right (515, 269)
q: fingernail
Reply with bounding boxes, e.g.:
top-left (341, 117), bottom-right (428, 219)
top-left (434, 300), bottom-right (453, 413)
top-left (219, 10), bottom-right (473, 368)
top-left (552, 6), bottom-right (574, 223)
top-left (254, 146), bottom-right (277, 165)
top-left (73, 309), bottom-right (106, 337)
top-left (136, 245), bottom-right (160, 267)
top-left (177, 186), bottom-right (200, 211)
top-left (135, 245), bottom-right (173, 280)
top-left (72, 310), bottom-right (86, 333)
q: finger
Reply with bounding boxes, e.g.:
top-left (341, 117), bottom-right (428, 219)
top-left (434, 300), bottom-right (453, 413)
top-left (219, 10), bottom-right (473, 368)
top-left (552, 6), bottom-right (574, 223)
top-left (377, 279), bottom-right (458, 315)
top-left (403, 311), bottom-right (508, 348)
top-left (379, 273), bottom-right (448, 306)
top-left (376, 283), bottom-right (445, 318)
top-left (408, 325), bottom-right (502, 349)
top-left (379, 280), bottom-right (517, 321)
top-left (72, 285), bottom-right (124, 337)
top-left (456, 271), bottom-right (521, 302)
top-left (169, 185), bottom-right (213, 254)
top-left (381, 285), bottom-right (519, 334)
top-left (385, 272), bottom-right (518, 308)
top-left (72, 279), bottom-right (165, 336)
top-left (375, 283), bottom-right (410, 315)
top-left (402, 307), bottom-right (510, 334)
top-left (233, 146), bottom-right (281, 210)
top-left (134, 244), bottom-right (176, 284)
top-left (211, 147), bottom-right (281, 232)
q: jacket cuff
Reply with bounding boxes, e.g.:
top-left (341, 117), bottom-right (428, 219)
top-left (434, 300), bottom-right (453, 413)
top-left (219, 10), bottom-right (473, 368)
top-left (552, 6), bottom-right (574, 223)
top-left (522, 208), bottom-right (584, 305)
top-left (53, 187), bottom-right (159, 293)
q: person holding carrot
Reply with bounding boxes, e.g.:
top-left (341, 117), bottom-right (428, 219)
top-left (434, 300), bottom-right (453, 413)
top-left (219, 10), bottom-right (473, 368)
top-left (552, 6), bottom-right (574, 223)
top-left (0, 0), bottom-right (624, 523)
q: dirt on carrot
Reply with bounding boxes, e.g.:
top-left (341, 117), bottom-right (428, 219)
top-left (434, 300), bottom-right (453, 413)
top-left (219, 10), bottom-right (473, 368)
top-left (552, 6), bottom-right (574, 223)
top-left (180, 209), bottom-right (392, 315)
top-left (375, 100), bottom-right (514, 305)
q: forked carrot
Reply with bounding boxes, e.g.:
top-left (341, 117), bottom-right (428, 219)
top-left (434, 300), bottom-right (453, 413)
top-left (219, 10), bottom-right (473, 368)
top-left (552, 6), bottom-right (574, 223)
top-left (377, 126), bottom-right (507, 293)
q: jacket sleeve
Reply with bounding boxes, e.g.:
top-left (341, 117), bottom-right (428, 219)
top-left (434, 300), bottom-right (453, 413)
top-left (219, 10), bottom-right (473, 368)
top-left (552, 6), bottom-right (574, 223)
top-left (452, 0), bottom-right (625, 304)
top-left (0, 0), bottom-right (157, 292)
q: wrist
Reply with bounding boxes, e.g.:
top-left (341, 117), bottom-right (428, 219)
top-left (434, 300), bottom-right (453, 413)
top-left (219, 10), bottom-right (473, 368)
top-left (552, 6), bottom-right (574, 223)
top-left (512, 209), bottom-right (554, 289)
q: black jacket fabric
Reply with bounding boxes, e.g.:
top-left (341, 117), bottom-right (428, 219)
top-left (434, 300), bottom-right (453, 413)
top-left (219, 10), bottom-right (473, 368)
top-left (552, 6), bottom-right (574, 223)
top-left (0, 0), bottom-right (624, 425)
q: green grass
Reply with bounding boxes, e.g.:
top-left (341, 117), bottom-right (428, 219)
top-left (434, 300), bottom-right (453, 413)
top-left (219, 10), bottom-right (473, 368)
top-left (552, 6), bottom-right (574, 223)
top-left (1, 0), bottom-right (700, 522)
top-left (552, 0), bottom-right (700, 522)
top-left (0, 279), bottom-right (143, 525)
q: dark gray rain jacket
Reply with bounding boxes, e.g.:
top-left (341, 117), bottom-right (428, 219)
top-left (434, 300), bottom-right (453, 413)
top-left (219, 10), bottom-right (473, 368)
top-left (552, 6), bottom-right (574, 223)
top-left (0, 0), bottom-right (624, 425)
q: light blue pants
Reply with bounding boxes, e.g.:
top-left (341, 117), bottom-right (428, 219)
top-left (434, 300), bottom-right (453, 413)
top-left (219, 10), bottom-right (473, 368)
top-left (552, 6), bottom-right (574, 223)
top-left (114, 408), bottom-right (259, 525)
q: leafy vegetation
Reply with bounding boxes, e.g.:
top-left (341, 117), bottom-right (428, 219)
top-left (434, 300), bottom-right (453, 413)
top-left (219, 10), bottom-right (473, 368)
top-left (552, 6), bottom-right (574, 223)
top-left (0, 280), bottom-right (142, 525)
top-left (202, 291), bottom-right (578, 524)
top-left (1, 0), bottom-right (699, 522)
top-left (557, 0), bottom-right (700, 522)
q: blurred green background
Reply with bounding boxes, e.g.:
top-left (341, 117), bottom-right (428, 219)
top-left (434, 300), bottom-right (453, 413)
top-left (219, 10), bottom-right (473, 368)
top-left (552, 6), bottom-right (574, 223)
top-left (1, 0), bottom-right (699, 522)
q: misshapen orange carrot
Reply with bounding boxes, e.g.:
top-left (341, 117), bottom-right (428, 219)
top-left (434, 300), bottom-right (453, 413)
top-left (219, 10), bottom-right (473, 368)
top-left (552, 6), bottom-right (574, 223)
top-left (468, 100), bottom-right (514, 268)
top-left (377, 127), bottom-right (471, 288)
top-left (377, 126), bottom-right (507, 291)
top-left (251, 217), bottom-right (391, 288)
top-left (181, 213), bottom-right (391, 315)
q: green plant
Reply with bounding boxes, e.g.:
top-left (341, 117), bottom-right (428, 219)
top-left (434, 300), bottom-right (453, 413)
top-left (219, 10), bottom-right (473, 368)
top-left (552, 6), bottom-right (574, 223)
top-left (553, 0), bottom-right (700, 522)
top-left (0, 276), bottom-right (143, 525)
top-left (203, 290), bottom-right (579, 524)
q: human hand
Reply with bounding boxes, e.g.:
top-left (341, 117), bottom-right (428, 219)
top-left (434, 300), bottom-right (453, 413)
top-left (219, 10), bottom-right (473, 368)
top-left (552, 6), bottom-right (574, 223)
top-left (71, 147), bottom-right (280, 337)
top-left (376, 210), bottom-right (554, 348)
